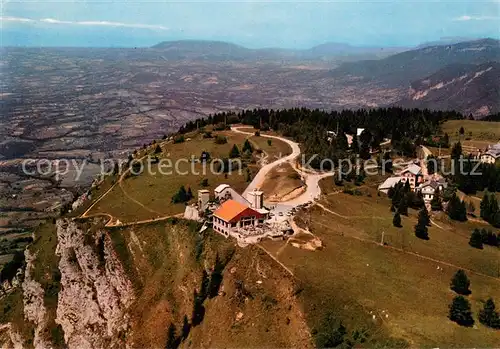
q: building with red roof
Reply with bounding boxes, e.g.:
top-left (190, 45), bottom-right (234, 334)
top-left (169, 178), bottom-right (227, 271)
top-left (213, 199), bottom-right (266, 237)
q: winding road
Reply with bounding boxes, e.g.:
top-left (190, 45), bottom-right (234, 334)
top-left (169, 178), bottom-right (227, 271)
top-left (231, 126), bottom-right (335, 215)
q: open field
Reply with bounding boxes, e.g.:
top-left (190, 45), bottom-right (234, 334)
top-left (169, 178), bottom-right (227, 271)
top-left (441, 120), bottom-right (500, 151)
top-left (260, 182), bottom-right (500, 347)
top-left (86, 130), bottom-right (291, 223)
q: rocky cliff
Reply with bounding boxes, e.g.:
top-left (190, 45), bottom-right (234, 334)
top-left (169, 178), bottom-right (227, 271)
top-left (55, 219), bottom-right (134, 348)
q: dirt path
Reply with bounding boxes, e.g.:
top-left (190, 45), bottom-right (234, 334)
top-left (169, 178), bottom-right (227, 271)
top-left (257, 245), bottom-right (295, 277)
top-left (80, 143), bottom-right (173, 227)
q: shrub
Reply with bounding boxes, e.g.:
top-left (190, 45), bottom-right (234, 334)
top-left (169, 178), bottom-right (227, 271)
top-left (214, 135), bottom-right (227, 144)
top-left (173, 135), bottom-right (185, 144)
top-left (450, 269), bottom-right (471, 295)
top-left (469, 229), bottom-right (483, 249)
top-left (479, 298), bottom-right (500, 329)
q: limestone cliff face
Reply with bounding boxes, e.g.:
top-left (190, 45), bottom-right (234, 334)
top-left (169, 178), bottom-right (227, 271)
top-left (0, 324), bottom-right (24, 349)
top-left (22, 249), bottom-right (51, 349)
top-left (55, 219), bottom-right (134, 348)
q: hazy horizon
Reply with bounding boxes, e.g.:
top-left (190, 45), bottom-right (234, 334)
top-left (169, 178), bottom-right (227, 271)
top-left (1, 0), bottom-right (499, 49)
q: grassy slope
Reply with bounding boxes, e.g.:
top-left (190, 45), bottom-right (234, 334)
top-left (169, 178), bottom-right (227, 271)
top-left (108, 220), bottom-right (312, 348)
top-left (88, 130), bottom-right (292, 223)
top-left (261, 179), bottom-right (500, 347)
top-left (441, 120), bottom-right (500, 151)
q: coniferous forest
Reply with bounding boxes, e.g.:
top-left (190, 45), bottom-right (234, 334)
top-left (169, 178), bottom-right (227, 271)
top-left (180, 107), bottom-right (464, 169)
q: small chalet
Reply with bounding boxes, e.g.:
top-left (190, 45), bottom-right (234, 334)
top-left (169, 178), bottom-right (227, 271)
top-left (417, 179), bottom-right (446, 201)
top-left (480, 144), bottom-right (500, 164)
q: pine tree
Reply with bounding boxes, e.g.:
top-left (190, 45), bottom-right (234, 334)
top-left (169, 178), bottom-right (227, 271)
top-left (414, 212), bottom-right (429, 240)
top-left (479, 298), bottom-right (500, 329)
top-left (430, 188), bottom-right (443, 211)
top-left (488, 195), bottom-right (499, 222)
top-left (469, 229), bottom-right (483, 249)
top-left (229, 144), bottom-right (240, 158)
top-left (449, 296), bottom-right (474, 327)
top-left (393, 211), bottom-right (402, 228)
top-left (242, 139), bottom-right (253, 153)
top-left (171, 186), bottom-right (188, 203)
top-left (447, 194), bottom-right (467, 222)
top-left (398, 195), bottom-right (409, 216)
top-left (165, 323), bottom-right (178, 349)
top-left (418, 206), bottom-right (431, 227)
top-left (451, 141), bottom-right (463, 160)
top-left (337, 132), bottom-right (349, 151)
top-left (480, 191), bottom-right (490, 220)
top-left (187, 187), bottom-right (193, 200)
top-left (154, 144), bottom-right (162, 154)
top-left (450, 269), bottom-right (471, 295)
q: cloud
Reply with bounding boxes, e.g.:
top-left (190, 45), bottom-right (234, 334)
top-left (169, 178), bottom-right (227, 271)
top-left (453, 15), bottom-right (499, 21)
top-left (40, 18), bottom-right (72, 25)
top-left (2, 16), bottom-right (168, 30)
top-left (1, 16), bottom-right (35, 23)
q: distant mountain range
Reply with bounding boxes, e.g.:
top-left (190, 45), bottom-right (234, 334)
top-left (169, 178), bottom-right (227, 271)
top-left (151, 38), bottom-right (500, 117)
top-left (397, 62), bottom-right (500, 117)
top-left (151, 40), bottom-right (407, 61)
top-left (330, 38), bottom-right (500, 87)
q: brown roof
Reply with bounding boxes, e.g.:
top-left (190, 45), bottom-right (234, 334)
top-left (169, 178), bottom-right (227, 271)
top-left (214, 199), bottom-right (250, 222)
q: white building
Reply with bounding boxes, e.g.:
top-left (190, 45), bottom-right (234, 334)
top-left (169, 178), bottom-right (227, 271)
top-left (416, 178), bottom-right (447, 201)
top-left (213, 199), bottom-right (267, 238)
top-left (246, 189), bottom-right (264, 209)
top-left (378, 176), bottom-right (403, 194)
top-left (214, 184), bottom-right (251, 206)
top-left (480, 144), bottom-right (500, 164)
top-left (398, 164), bottom-right (423, 190)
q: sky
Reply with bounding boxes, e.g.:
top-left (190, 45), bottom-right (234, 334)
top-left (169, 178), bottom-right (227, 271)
top-left (1, 0), bottom-right (499, 48)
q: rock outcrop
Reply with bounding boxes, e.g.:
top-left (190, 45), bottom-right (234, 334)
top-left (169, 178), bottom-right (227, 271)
top-left (22, 249), bottom-right (51, 349)
top-left (0, 323), bottom-right (24, 349)
top-left (55, 219), bottom-right (134, 348)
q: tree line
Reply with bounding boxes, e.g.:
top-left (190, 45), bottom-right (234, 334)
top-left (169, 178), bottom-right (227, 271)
top-left (179, 107), bottom-right (463, 169)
